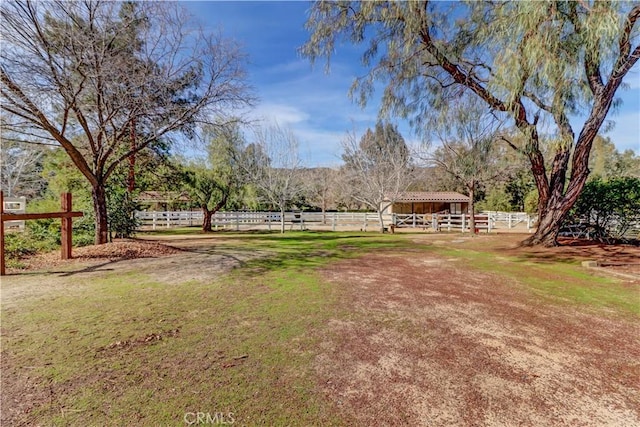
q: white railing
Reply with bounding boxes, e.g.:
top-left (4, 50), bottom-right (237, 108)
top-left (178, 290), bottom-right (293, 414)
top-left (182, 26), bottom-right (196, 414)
top-left (134, 211), bottom-right (389, 231)
top-left (3, 196), bottom-right (26, 232)
top-left (392, 212), bottom-right (536, 232)
top-left (135, 210), bottom-right (537, 232)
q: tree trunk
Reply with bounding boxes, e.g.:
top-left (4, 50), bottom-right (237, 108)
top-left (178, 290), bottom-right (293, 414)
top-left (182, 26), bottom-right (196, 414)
top-left (378, 209), bottom-right (385, 233)
top-left (322, 199), bottom-right (327, 225)
top-left (468, 183), bottom-right (475, 235)
top-left (202, 205), bottom-right (213, 232)
top-left (92, 184), bottom-right (109, 245)
top-left (280, 206), bottom-right (286, 234)
top-left (523, 192), bottom-right (577, 246)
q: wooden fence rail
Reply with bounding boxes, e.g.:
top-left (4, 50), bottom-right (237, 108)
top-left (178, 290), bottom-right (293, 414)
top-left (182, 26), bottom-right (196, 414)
top-left (0, 192), bottom-right (83, 275)
top-left (134, 210), bottom-right (536, 233)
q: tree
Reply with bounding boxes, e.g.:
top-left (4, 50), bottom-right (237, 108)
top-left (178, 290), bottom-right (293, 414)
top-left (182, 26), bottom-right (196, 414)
top-left (425, 96), bottom-right (506, 233)
top-left (589, 136), bottom-right (640, 180)
top-left (341, 121), bottom-right (415, 232)
top-left (303, 1), bottom-right (640, 246)
top-left (1, 1), bottom-right (254, 244)
top-left (240, 124), bottom-right (303, 234)
top-left (567, 177), bottom-right (640, 240)
top-left (0, 140), bottom-right (47, 198)
top-left (184, 123), bottom-right (246, 232)
top-left (300, 167), bottom-right (339, 223)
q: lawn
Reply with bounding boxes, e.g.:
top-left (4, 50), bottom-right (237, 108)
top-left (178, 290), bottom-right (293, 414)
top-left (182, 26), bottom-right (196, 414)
top-left (1, 231), bottom-right (639, 426)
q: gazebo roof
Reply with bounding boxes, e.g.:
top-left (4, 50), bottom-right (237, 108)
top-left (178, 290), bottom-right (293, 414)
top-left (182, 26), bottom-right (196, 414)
top-left (390, 192), bottom-right (470, 203)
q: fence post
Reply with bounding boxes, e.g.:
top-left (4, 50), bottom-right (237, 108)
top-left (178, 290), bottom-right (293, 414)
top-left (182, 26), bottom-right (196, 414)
top-left (166, 212), bottom-right (170, 228)
top-left (462, 214), bottom-right (466, 233)
top-left (488, 213), bottom-right (492, 233)
top-left (152, 212), bottom-right (157, 230)
top-left (447, 214), bottom-right (451, 231)
top-left (412, 213), bottom-right (416, 228)
top-left (332, 213), bottom-right (336, 232)
top-left (60, 193), bottom-right (73, 260)
top-left (508, 213), bottom-right (512, 229)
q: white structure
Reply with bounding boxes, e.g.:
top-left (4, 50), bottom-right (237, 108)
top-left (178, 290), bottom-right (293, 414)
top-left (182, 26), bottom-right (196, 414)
top-left (3, 196), bottom-right (26, 231)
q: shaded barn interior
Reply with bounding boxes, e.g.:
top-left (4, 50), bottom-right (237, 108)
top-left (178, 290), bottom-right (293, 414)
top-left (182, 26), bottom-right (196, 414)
top-left (383, 192), bottom-right (470, 215)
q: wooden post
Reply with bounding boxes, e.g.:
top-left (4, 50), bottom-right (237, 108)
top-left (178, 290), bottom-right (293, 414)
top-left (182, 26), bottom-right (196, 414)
top-left (0, 191), bottom-right (82, 276)
top-left (1, 192), bottom-right (5, 276)
top-left (61, 193), bottom-right (73, 260)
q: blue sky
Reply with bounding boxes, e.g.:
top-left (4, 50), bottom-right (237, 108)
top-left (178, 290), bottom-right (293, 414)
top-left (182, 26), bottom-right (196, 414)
top-left (184, 1), bottom-right (640, 166)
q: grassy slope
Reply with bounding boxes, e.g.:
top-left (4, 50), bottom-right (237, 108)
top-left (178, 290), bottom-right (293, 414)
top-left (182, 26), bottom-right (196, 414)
top-left (2, 232), bottom-right (637, 426)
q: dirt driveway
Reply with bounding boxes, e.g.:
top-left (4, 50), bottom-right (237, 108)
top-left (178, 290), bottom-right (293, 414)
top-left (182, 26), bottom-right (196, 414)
top-left (317, 251), bottom-right (639, 426)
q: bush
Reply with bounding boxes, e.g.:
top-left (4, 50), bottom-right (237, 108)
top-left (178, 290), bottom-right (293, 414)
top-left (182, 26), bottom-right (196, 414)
top-left (4, 230), bottom-right (59, 266)
top-left (566, 177), bottom-right (640, 240)
top-left (107, 189), bottom-right (140, 240)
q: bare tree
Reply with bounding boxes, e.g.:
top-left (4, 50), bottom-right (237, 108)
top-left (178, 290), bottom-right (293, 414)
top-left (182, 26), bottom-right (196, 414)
top-left (240, 123), bottom-right (303, 233)
top-left (0, 139), bottom-right (46, 198)
top-left (422, 95), bottom-right (509, 233)
top-left (0, 1), bottom-right (254, 243)
top-left (300, 167), bottom-right (339, 223)
top-left (341, 122), bottom-right (416, 232)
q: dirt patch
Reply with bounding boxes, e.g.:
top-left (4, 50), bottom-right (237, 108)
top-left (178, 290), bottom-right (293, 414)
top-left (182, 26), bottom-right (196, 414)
top-left (7, 239), bottom-right (181, 273)
top-left (317, 252), bottom-right (640, 426)
top-left (1, 236), bottom-right (266, 307)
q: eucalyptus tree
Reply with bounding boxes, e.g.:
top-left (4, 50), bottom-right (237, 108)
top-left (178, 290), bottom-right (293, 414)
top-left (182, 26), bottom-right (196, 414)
top-left (303, 1), bottom-right (640, 246)
top-left (1, 1), bottom-right (254, 244)
top-left (341, 121), bottom-right (415, 232)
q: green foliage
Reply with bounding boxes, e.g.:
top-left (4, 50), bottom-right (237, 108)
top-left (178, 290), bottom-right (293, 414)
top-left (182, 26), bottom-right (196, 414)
top-left (3, 231), bottom-right (58, 268)
top-left (589, 136), bottom-right (640, 181)
top-left (33, 149), bottom-right (96, 245)
top-left (476, 187), bottom-right (513, 212)
top-left (106, 187), bottom-right (140, 240)
top-left (524, 189), bottom-right (539, 215)
top-left (184, 122), bottom-right (246, 212)
top-left (567, 177), bottom-right (640, 239)
top-left (303, 1), bottom-right (640, 245)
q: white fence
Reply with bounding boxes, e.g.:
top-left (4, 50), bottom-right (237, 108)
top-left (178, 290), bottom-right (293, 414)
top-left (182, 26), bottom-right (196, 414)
top-left (3, 196), bottom-right (26, 232)
top-left (135, 210), bottom-right (536, 232)
top-left (393, 212), bottom-right (535, 232)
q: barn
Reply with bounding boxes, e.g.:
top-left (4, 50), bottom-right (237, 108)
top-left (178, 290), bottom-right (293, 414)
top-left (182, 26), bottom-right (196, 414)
top-left (383, 192), bottom-right (470, 215)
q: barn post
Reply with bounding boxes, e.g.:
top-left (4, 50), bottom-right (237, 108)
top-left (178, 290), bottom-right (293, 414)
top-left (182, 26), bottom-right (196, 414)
top-left (1, 192), bottom-right (6, 276)
top-left (61, 192), bottom-right (73, 260)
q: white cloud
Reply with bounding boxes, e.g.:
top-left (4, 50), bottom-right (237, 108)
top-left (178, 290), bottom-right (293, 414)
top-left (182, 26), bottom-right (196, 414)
top-left (250, 103), bottom-right (310, 126)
